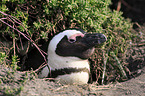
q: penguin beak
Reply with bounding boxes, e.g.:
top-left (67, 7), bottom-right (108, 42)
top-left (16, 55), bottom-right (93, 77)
top-left (82, 33), bottom-right (107, 47)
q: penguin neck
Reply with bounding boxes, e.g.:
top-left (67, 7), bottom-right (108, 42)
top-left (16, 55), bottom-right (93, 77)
top-left (47, 51), bottom-right (90, 70)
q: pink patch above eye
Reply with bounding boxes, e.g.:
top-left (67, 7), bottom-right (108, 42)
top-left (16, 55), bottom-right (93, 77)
top-left (68, 33), bottom-right (85, 43)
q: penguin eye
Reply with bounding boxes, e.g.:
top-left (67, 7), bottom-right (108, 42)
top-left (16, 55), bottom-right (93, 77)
top-left (68, 39), bottom-right (76, 43)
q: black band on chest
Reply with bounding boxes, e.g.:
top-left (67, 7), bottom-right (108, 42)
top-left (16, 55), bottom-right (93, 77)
top-left (48, 67), bottom-right (89, 78)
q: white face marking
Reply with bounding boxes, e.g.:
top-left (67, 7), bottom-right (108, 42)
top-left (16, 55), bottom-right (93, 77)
top-left (68, 33), bottom-right (85, 43)
top-left (48, 30), bottom-right (83, 53)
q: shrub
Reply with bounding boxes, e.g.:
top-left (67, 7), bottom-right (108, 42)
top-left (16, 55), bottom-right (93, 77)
top-left (0, 0), bottom-right (133, 84)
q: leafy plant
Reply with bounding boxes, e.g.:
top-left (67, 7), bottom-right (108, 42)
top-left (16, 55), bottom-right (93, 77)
top-left (0, 52), bottom-right (7, 64)
top-left (11, 55), bottom-right (20, 71)
top-left (0, 0), bottom-right (133, 84)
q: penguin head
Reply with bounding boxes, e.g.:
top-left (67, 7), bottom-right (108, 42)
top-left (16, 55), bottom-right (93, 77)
top-left (48, 29), bottom-right (107, 60)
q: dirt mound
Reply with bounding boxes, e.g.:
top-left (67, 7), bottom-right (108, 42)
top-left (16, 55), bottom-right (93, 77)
top-left (0, 64), bottom-right (145, 96)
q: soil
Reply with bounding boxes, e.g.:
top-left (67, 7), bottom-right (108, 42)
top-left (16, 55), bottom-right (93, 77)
top-left (0, 64), bottom-right (145, 96)
top-left (21, 67), bottom-right (145, 96)
top-left (21, 69), bottom-right (145, 96)
top-left (1, 0), bottom-right (145, 96)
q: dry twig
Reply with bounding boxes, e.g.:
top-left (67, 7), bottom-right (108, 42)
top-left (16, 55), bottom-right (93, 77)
top-left (0, 11), bottom-right (49, 72)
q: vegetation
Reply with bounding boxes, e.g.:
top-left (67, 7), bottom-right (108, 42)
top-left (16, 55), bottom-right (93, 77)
top-left (0, 0), bottom-right (134, 87)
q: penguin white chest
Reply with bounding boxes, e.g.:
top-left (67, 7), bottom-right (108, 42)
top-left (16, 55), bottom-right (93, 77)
top-left (48, 56), bottom-right (90, 84)
top-left (56, 72), bottom-right (89, 84)
top-left (39, 59), bottom-right (90, 84)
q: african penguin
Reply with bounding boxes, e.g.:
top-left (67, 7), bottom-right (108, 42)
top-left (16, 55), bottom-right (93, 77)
top-left (38, 29), bottom-right (107, 84)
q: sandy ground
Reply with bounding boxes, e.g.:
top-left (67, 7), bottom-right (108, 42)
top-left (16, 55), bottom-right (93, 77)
top-left (21, 67), bottom-right (145, 96)
top-left (1, 64), bottom-right (144, 96)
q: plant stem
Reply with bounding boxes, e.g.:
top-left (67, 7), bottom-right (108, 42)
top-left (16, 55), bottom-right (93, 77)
top-left (110, 51), bottom-right (128, 79)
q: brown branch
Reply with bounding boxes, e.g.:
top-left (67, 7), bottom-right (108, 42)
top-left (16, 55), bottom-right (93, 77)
top-left (34, 62), bottom-right (48, 72)
top-left (1, 11), bottom-right (31, 37)
top-left (117, 0), bottom-right (121, 11)
top-left (0, 11), bottom-right (49, 71)
top-left (117, 0), bottom-right (141, 13)
top-left (0, 19), bottom-right (47, 61)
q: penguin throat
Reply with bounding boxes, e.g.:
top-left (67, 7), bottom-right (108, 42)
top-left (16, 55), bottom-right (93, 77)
top-left (48, 53), bottom-right (90, 70)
